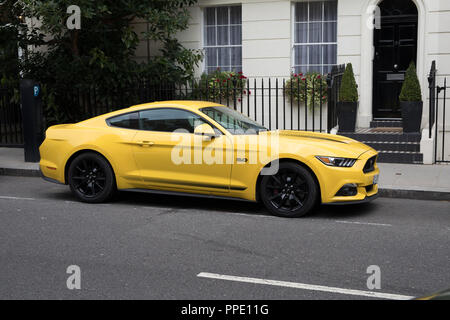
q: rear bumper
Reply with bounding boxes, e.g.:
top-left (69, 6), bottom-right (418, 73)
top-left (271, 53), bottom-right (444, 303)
top-left (40, 169), bottom-right (64, 185)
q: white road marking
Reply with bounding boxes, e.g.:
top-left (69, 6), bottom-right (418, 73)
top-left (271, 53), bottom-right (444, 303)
top-left (334, 220), bottom-right (392, 227)
top-left (229, 212), bottom-right (271, 219)
top-left (197, 272), bottom-right (414, 300)
top-left (0, 196), bottom-right (35, 201)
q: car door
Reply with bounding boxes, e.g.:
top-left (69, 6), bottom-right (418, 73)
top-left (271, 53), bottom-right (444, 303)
top-left (131, 107), bottom-right (232, 194)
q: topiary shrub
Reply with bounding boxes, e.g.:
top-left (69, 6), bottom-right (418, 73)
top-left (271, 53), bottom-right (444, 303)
top-left (399, 62), bottom-right (422, 102)
top-left (338, 63), bottom-right (358, 103)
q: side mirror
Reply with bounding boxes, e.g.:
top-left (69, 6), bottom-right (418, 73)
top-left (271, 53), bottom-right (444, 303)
top-left (194, 123), bottom-right (216, 141)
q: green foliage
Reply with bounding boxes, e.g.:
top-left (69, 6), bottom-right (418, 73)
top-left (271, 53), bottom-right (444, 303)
top-left (195, 69), bottom-right (248, 102)
top-left (284, 72), bottom-right (327, 107)
top-left (399, 62), bottom-right (422, 102)
top-left (40, 85), bottom-right (70, 126)
top-left (10, 0), bottom-right (203, 87)
top-left (0, 1), bottom-right (42, 85)
top-left (338, 63), bottom-right (358, 103)
top-left (0, 0), bottom-right (203, 125)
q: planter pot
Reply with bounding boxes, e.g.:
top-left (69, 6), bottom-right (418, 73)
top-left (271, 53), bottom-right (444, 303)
top-left (401, 101), bottom-right (423, 133)
top-left (337, 101), bottom-right (358, 133)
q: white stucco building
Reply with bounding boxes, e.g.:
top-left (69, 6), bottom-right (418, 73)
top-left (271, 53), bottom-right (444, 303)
top-left (134, 0), bottom-right (450, 163)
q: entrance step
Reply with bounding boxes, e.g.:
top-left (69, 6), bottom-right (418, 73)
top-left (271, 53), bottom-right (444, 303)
top-left (340, 131), bottom-right (421, 143)
top-left (370, 120), bottom-right (403, 128)
top-left (377, 151), bottom-right (423, 164)
top-left (364, 141), bottom-right (420, 152)
top-left (339, 129), bottom-right (423, 164)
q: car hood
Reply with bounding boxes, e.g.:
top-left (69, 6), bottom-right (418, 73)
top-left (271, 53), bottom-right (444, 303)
top-left (259, 130), bottom-right (373, 159)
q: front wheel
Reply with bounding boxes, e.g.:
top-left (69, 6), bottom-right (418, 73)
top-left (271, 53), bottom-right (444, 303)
top-left (260, 162), bottom-right (319, 218)
top-left (68, 152), bottom-right (116, 203)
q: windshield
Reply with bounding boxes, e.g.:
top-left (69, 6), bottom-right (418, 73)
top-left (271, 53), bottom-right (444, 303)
top-left (200, 106), bottom-right (268, 135)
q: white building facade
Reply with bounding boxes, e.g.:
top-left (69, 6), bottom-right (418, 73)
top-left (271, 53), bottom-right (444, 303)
top-left (134, 0), bottom-right (450, 163)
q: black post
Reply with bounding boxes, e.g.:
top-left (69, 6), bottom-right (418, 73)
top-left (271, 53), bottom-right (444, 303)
top-left (428, 61), bottom-right (437, 139)
top-left (20, 79), bottom-right (43, 163)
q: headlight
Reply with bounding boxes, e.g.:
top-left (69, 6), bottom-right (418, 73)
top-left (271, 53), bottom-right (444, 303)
top-left (315, 156), bottom-right (357, 167)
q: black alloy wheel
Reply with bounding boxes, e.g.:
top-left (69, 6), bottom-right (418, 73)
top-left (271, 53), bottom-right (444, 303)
top-left (260, 162), bottom-right (318, 218)
top-left (68, 152), bottom-right (115, 203)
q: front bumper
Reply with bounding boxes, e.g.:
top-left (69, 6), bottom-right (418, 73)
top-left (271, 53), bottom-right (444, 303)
top-left (324, 192), bottom-right (379, 205)
top-left (318, 149), bottom-right (380, 204)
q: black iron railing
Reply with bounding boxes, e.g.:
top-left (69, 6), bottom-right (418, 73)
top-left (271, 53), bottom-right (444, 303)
top-left (0, 85), bottom-right (23, 147)
top-left (0, 67), bottom-right (346, 147)
top-left (53, 73), bottom-right (343, 132)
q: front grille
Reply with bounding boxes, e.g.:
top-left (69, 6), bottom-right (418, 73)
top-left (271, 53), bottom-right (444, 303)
top-left (363, 156), bottom-right (377, 173)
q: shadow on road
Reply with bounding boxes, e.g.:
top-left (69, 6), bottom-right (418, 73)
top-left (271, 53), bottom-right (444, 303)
top-left (313, 202), bottom-right (379, 219)
top-left (46, 185), bottom-right (378, 220)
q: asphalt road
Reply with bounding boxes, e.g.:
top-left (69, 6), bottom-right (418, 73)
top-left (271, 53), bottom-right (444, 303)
top-left (0, 175), bottom-right (449, 300)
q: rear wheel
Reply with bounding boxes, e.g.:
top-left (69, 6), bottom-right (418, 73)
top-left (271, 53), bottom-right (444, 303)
top-left (68, 152), bottom-right (115, 203)
top-left (260, 162), bottom-right (318, 218)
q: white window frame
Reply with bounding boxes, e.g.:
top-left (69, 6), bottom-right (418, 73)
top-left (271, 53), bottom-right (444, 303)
top-left (203, 5), bottom-right (242, 73)
top-left (292, 0), bottom-right (338, 75)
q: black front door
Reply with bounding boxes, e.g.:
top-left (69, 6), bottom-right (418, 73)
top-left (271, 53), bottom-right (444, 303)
top-left (373, 1), bottom-right (418, 119)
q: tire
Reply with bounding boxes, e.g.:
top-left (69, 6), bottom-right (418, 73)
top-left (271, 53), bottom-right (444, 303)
top-left (259, 162), bottom-right (318, 218)
top-left (68, 152), bottom-right (116, 203)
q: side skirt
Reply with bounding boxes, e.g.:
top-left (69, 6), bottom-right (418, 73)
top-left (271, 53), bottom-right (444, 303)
top-left (120, 188), bottom-right (256, 203)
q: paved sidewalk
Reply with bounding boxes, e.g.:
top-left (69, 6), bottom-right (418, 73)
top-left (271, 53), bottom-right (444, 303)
top-left (377, 163), bottom-right (450, 201)
top-left (0, 148), bottom-right (40, 176)
top-left (0, 148), bottom-right (449, 200)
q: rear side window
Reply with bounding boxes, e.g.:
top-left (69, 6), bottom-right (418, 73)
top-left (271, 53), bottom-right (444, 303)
top-left (107, 112), bottom-right (139, 129)
top-left (139, 108), bottom-right (207, 133)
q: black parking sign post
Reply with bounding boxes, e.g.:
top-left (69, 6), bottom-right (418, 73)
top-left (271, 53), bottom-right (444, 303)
top-left (20, 79), bottom-right (43, 163)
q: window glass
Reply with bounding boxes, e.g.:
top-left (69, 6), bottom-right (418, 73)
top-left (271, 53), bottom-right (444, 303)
top-left (293, 1), bottom-right (337, 74)
top-left (107, 112), bottom-right (139, 129)
top-left (138, 108), bottom-right (207, 133)
top-left (201, 106), bottom-right (267, 135)
top-left (204, 6), bottom-right (242, 73)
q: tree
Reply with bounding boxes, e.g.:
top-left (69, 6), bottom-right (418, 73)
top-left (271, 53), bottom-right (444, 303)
top-left (0, 0), bottom-right (202, 88)
top-left (0, 1), bottom-right (43, 85)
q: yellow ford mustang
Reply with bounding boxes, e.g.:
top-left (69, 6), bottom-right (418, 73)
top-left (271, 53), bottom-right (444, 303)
top-left (39, 101), bottom-right (379, 218)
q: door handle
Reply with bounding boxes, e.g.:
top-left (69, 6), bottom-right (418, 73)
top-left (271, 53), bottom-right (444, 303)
top-left (139, 141), bottom-right (155, 147)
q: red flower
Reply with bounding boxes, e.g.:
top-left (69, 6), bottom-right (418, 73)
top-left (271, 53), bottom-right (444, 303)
top-left (216, 79), bottom-right (220, 83)
top-left (243, 90), bottom-right (247, 94)
top-left (293, 74), bottom-right (298, 77)
top-left (249, 90), bottom-right (251, 95)
top-left (299, 73), bottom-right (303, 76)
top-left (302, 77), bottom-right (306, 81)
top-left (238, 98), bottom-right (241, 102)
top-left (317, 75), bottom-right (321, 79)
top-left (238, 71), bottom-right (243, 75)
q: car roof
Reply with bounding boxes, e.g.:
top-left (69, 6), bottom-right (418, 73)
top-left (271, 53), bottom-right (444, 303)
top-left (128, 100), bottom-right (225, 111)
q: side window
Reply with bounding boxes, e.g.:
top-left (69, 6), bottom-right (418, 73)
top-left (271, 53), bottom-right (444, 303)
top-left (138, 108), bottom-right (207, 133)
top-left (107, 112), bottom-right (139, 129)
